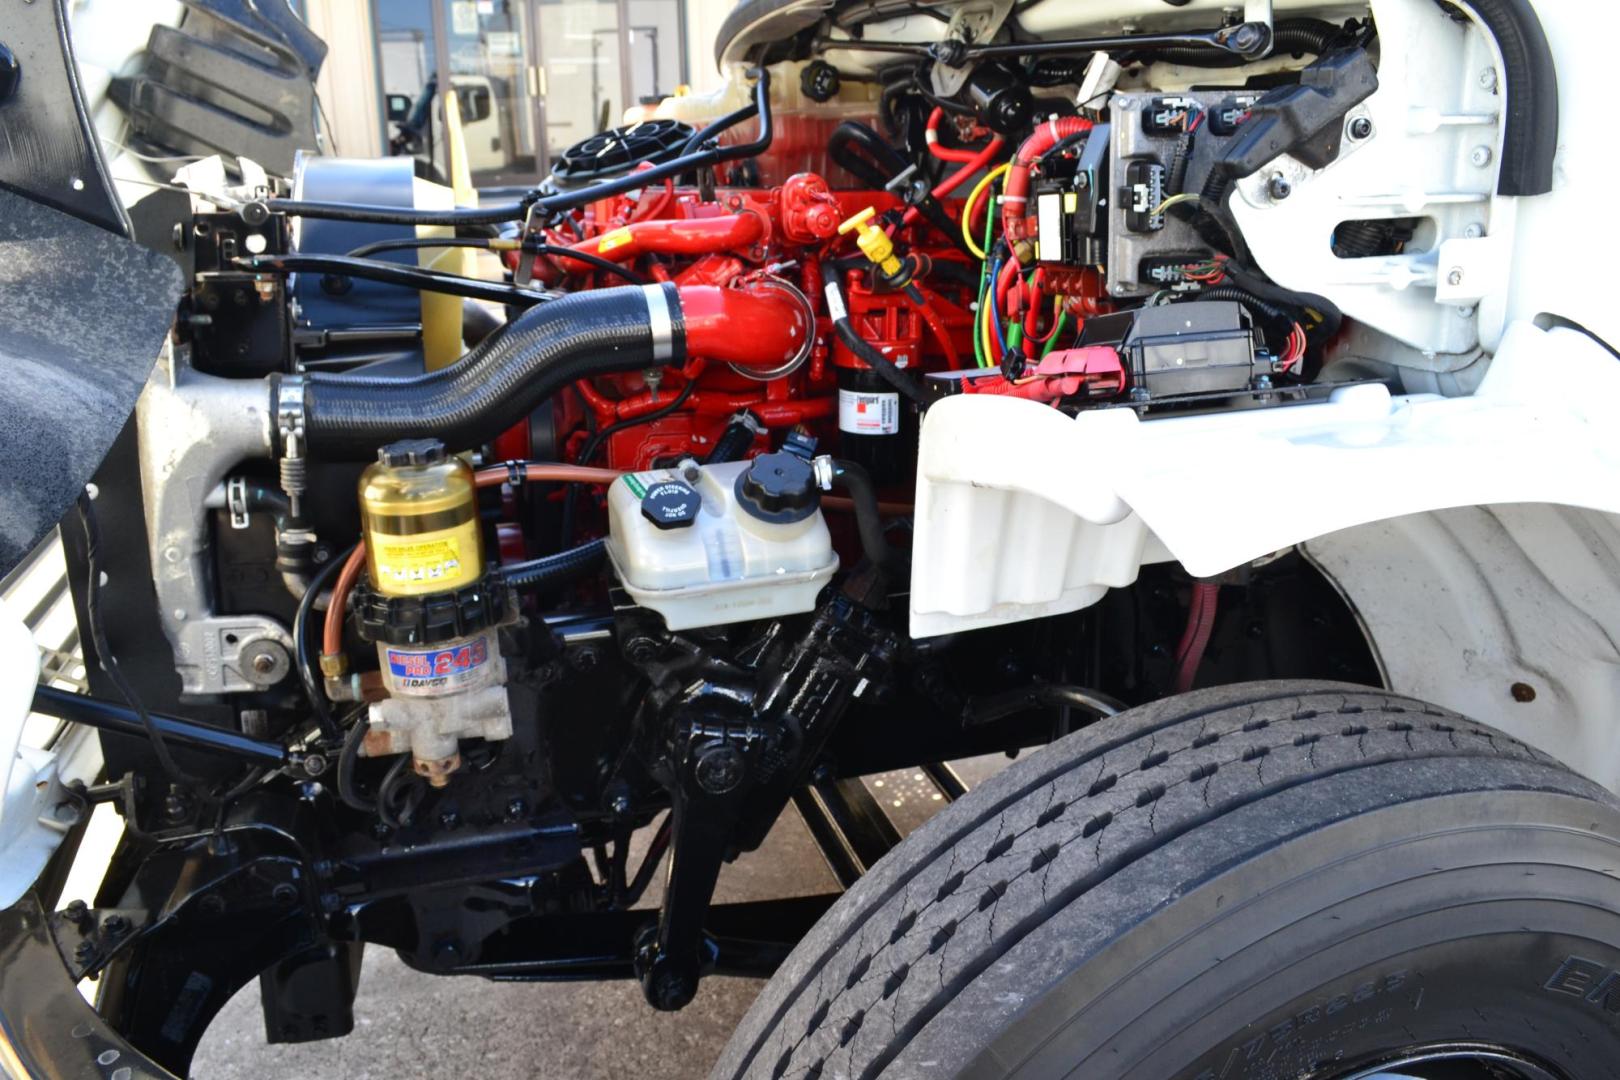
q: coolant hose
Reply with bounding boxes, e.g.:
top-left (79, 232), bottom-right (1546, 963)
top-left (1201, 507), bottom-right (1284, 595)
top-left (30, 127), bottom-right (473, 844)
top-left (833, 460), bottom-right (900, 573)
top-left (503, 538), bottom-right (608, 591)
top-left (300, 284), bottom-right (683, 456)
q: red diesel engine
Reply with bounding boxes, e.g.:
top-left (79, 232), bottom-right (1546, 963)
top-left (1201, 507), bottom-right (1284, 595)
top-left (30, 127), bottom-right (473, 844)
top-left (492, 121), bottom-right (984, 500)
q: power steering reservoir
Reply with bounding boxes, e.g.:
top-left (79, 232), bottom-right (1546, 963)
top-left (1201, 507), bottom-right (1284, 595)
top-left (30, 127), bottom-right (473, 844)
top-left (605, 449), bottom-right (838, 630)
top-left (355, 439), bottom-right (512, 786)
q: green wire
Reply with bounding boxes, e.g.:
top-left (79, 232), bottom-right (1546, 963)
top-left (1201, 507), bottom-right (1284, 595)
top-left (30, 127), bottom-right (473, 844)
top-left (1041, 307), bottom-right (1070, 357)
top-left (974, 195), bottom-right (999, 367)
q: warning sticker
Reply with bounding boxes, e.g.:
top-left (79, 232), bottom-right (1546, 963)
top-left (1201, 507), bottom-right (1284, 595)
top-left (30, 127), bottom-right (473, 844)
top-left (838, 389), bottom-right (901, 435)
top-left (385, 636), bottom-right (490, 694)
top-left (374, 534), bottom-right (466, 593)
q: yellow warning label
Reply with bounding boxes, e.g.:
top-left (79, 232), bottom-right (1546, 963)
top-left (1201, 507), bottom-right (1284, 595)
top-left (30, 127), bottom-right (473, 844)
top-left (597, 227), bottom-right (634, 254)
top-left (372, 523), bottom-right (480, 596)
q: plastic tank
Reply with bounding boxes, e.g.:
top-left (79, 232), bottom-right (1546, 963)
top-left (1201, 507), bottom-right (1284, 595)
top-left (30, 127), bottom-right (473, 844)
top-left (606, 458), bottom-right (837, 630)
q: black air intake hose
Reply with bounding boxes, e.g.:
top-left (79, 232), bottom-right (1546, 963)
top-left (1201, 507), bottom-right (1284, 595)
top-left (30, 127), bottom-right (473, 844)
top-left (299, 284), bottom-right (684, 457)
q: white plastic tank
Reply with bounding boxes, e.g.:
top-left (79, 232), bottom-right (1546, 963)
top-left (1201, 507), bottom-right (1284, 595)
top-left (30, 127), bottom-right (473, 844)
top-left (606, 457), bottom-right (837, 630)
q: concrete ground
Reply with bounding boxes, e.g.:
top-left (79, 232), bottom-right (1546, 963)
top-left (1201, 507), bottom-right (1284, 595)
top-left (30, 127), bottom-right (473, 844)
top-left (189, 759), bottom-right (1010, 1078)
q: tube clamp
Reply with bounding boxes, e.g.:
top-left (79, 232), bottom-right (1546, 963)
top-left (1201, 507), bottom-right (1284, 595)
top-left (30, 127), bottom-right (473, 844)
top-left (642, 283), bottom-right (675, 364)
top-left (276, 374), bottom-right (307, 458)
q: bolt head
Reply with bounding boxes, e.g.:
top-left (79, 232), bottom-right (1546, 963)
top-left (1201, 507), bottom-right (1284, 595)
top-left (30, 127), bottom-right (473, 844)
top-left (1227, 23), bottom-right (1261, 51)
top-left (694, 744), bottom-right (746, 795)
top-left (1470, 145), bottom-right (1493, 167)
top-left (1347, 116), bottom-right (1373, 141)
top-left (1464, 223), bottom-right (1485, 239)
top-left (1267, 174), bottom-right (1292, 200)
top-left (1446, 267), bottom-right (1464, 286)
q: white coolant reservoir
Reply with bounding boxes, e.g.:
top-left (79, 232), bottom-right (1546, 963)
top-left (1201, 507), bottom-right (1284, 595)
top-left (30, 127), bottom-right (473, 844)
top-left (606, 455), bottom-right (838, 630)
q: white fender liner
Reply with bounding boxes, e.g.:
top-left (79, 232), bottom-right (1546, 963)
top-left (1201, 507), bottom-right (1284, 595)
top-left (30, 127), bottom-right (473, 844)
top-left (910, 320), bottom-right (1620, 637)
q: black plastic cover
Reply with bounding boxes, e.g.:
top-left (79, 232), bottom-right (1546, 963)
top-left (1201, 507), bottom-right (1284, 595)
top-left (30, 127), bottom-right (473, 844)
top-left (0, 189), bottom-right (183, 575)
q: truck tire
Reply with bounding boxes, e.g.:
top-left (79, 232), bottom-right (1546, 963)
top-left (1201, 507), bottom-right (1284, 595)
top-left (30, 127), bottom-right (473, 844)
top-left (714, 681), bottom-right (1620, 1079)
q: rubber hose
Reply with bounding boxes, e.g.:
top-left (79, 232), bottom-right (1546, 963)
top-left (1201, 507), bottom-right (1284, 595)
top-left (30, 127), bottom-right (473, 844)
top-left (833, 460), bottom-right (898, 573)
top-left (828, 122), bottom-right (972, 257)
top-left (705, 415), bottom-right (759, 463)
top-left (1222, 262), bottom-right (1344, 338)
top-left (300, 284), bottom-right (683, 456)
top-left (820, 264), bottom-right (929, 407)
top-left (502, 537), bottom-right (608, 591)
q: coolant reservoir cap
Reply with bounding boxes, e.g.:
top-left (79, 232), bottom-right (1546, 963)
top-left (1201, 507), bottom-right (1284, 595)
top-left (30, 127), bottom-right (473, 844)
top-left (640, 479), bottom-right (701, 530)
top-left (736, 451), bottom-right (819, 524)
top-left (378, 438), bottom-right (447, 468)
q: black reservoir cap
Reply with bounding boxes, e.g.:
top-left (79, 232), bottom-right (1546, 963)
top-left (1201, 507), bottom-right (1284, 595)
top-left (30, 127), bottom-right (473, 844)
top-left (640, 479), bottom-right (701, 530)
top-left (379, 438), bottom-right (447, 467)
top-left (735, 451), bottom-right (818, 524)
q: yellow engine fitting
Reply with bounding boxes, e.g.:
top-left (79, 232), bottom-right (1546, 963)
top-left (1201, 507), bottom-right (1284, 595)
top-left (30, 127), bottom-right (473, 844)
top-left (838, 206), bottom-right (905, 281)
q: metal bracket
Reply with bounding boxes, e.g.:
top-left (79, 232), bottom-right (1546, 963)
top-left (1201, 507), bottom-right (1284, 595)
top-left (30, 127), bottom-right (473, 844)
top-left (930, 0), bottom-right (1015, 96)
top-left (137, 346), bottom-right (290, 696)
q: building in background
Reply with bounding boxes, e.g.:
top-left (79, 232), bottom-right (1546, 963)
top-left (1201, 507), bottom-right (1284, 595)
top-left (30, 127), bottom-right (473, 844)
top-left (306, 0), bottom-right (716, 188)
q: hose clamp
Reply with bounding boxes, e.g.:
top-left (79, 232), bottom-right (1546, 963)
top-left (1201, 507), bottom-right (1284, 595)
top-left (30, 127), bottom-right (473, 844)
top-left (226, 476), bottom-right (251, 530)
top-left (727, 276), bottom-right (816, 382)
top-left (642, 283), bottom-right (676, 364)
top-left (275, 374), bottom-right (307, 459)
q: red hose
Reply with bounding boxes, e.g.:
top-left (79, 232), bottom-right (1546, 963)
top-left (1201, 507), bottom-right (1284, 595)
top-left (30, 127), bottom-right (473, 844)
top-left (322, 543), bottom-right (369, 660)
top-left (1174, 583), bottom-right (1220, 694)
top-left (560, 213), bottom-right (766, 270)
top-left (924, 106), bottom-right (983, 163)
top-left (901, 113), bottom-right (1005, 231)
top-left (1003, 117), bottom-right (1092, 258)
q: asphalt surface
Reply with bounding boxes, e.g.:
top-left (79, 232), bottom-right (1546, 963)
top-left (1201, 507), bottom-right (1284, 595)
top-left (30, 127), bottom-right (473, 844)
top-left (189, 803), bottom-right (840, 1080)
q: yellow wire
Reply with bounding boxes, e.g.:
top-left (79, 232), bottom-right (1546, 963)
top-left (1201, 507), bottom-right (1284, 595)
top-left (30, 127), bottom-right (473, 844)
top-left (1149, 192), bottom-right (1201, 217)
top-left (981, 291), bottom-right (995, 365)
top-left (962, 163), bottom-right (1011, 260)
